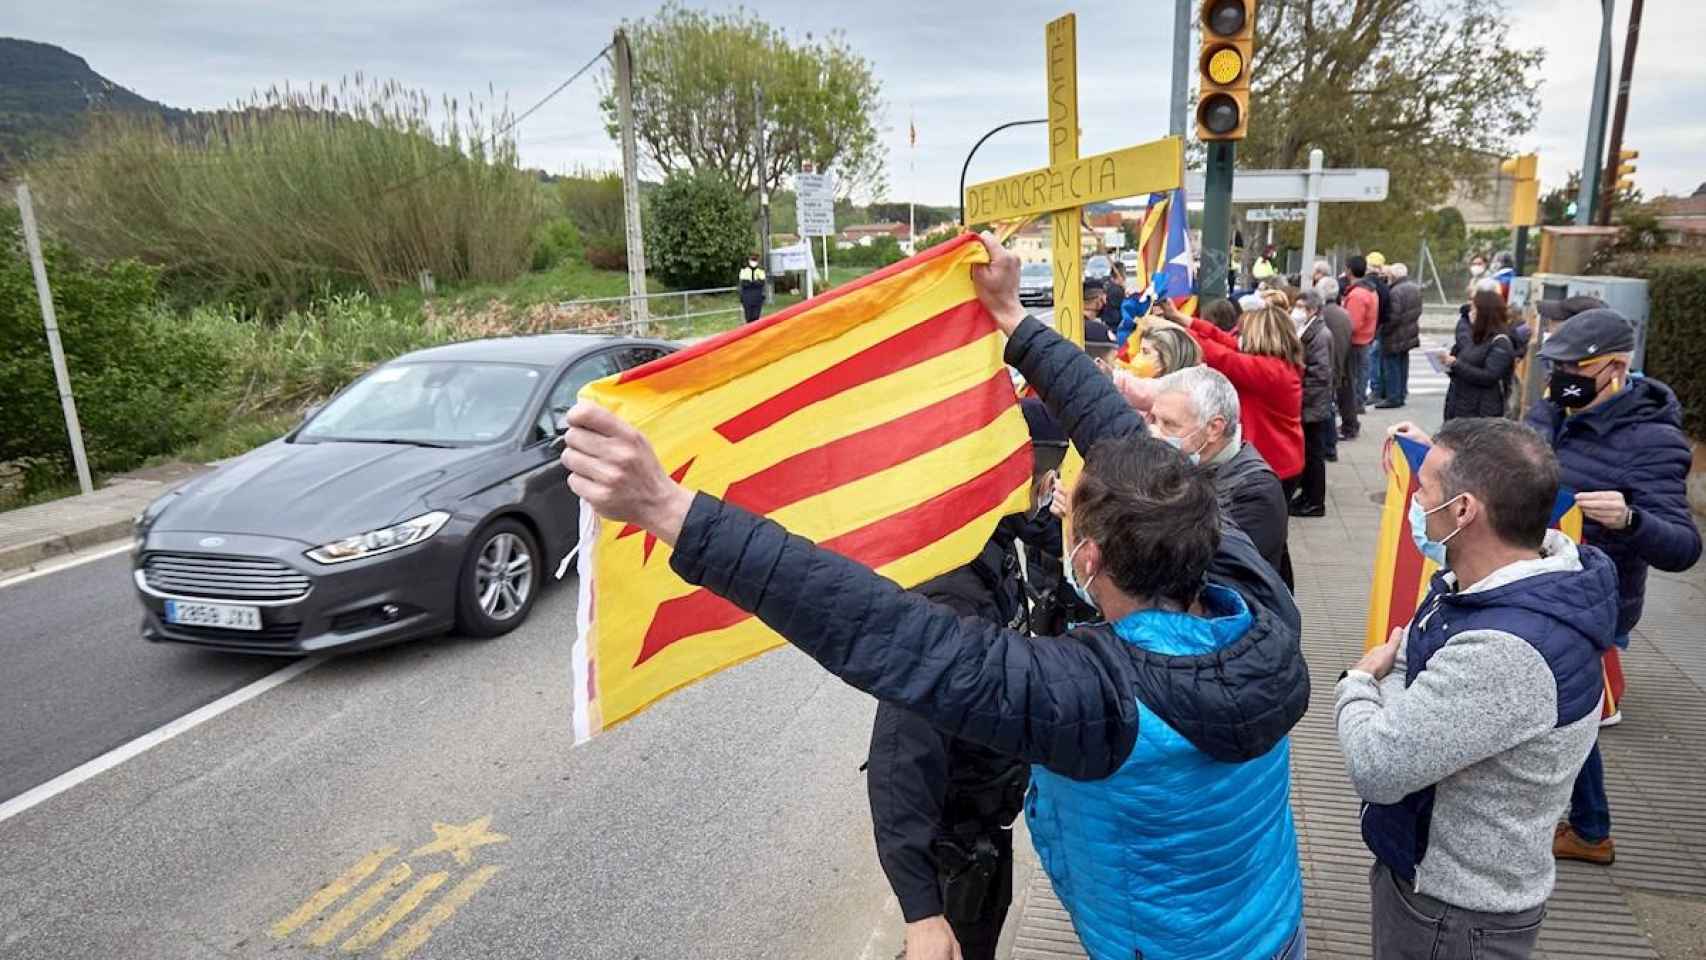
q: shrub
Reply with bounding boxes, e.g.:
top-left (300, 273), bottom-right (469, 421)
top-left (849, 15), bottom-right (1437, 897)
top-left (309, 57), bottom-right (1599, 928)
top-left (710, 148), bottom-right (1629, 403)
top-left (1633, 254), bottom-right (1706, 439)
top-left (559, 171), bottom-right (628, 270)
top-left (836, 235), bottom-right (906, 268)
top-left (531, 217), bottom-right (583, 271)
top-left (644, 170), bottom-right (752, 290)
top-left (1, 212), bottom-right (236, 485)
top-left (24, 75), bottom-right (542, 313)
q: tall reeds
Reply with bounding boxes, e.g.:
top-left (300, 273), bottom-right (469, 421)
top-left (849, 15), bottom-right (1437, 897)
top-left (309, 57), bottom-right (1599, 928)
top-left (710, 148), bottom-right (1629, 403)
top-left (26, 74), bottom-right (541, 310)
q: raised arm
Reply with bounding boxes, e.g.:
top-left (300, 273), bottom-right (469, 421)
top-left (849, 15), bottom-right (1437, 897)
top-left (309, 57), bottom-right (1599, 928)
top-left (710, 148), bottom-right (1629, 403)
top-left (672, 494), bottom-right (1141, 779)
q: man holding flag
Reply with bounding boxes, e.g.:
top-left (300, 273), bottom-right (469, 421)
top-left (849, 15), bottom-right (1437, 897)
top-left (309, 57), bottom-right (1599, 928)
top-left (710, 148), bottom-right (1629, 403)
top-left (563, 234), bottom-right (1312, 960)
top-left (1337, 418), bottom-right (1618, 959)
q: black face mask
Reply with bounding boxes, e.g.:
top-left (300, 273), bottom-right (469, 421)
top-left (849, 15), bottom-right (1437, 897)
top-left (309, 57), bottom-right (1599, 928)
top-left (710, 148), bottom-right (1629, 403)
top-left (1549, 369), bottom-right (1599, 409)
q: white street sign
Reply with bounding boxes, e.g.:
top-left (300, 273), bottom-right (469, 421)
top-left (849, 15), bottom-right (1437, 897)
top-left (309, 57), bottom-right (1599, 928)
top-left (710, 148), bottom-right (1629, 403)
top-left (1245, 207), bottom-right (1308, 223)
top-left (795, 172), bottom-right (835, 237)
top-left (1185, 167), bottom-right (1388, 203)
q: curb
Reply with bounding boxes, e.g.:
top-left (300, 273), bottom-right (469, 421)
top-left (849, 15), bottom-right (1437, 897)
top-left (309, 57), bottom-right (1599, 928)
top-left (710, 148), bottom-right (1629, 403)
top-left (0, 519), bottom-right (133, 574)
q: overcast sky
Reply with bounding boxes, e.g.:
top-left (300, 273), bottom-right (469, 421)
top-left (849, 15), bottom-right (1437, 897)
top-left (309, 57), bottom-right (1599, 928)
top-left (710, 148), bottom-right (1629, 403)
top-left (13, 0), bottom-right (1702, 210)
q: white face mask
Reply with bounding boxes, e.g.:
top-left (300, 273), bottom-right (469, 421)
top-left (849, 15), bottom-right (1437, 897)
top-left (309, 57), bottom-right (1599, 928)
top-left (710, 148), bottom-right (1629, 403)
top-left (1291, 307), bottom-right (1309, 327)
top-left (1160, 425), bottom-right (1206, 465)
top-left (1469, 263), bottom-right (1486, 277)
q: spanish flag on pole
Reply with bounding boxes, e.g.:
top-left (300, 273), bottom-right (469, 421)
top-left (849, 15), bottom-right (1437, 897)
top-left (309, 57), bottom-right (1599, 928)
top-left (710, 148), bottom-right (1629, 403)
top-left (571, 235), bottom-right (1032, 743)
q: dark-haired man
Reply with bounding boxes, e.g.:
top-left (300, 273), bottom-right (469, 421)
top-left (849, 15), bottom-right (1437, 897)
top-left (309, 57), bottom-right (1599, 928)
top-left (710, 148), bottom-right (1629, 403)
top-left (1338, 418), bottom-right (1619, 959)
top-left (563, 234), bottom-right (1312, 960)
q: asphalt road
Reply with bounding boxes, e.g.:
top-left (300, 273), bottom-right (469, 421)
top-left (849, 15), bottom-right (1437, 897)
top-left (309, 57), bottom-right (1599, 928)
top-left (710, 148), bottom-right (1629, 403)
top-left (0, 552), bottom-right (286, 803)
top-left (0, 559), bottom-right (894, 959)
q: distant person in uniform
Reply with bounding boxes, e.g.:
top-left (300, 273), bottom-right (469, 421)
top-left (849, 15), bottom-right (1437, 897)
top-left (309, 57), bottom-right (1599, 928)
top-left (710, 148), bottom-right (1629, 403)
top-left (738, 252), bottom-right (767, 323)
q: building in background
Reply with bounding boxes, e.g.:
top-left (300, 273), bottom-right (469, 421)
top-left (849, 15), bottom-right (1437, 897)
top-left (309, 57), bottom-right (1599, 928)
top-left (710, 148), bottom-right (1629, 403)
top-left (837, 222), bottom-right (911, 249)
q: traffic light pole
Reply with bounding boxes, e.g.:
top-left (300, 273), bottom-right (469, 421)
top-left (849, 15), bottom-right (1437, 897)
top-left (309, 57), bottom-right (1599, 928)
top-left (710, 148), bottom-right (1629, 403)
top-left (1200, 141), bottom-right (1236, 301)
top-left (1575, 0), bottom-right (1616, 225)
top-left (1597, 0), bottom-right (1644, 225)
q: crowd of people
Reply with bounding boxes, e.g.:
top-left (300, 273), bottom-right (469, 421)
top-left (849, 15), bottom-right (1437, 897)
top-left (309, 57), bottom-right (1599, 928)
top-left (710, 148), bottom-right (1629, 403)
top-left (561, 233), bottom-right (1699, 960)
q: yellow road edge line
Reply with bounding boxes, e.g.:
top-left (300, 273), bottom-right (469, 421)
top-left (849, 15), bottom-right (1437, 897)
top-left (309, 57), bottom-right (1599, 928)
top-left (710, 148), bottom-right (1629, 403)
top-left (380, 865), bottom-right (501, 960)
top-left (341, 871), bottom-right (451, 954)
top-left (309, 862), bottom-right (413, 947)
top-left (268, 845), bottom-right (400, 940)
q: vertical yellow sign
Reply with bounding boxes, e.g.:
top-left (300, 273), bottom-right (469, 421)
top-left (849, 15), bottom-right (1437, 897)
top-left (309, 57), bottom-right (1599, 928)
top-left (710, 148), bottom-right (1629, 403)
top-left (1045, 13), bottom-right (1082, 349)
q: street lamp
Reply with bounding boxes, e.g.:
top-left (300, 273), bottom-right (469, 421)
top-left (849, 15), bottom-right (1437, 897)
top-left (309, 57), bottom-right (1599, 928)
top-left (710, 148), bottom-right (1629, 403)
top-left (958, 118), bottom-right (1048, 227)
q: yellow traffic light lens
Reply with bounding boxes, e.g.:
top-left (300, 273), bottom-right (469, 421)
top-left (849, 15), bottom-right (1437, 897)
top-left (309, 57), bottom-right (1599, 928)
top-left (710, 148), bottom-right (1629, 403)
top-left (1204, 0), bottom-right (1247, 36)
top-left (1207, 47), bottom-right (1244, 84)
top-left (1200, 93), bottom-right (1242, 135)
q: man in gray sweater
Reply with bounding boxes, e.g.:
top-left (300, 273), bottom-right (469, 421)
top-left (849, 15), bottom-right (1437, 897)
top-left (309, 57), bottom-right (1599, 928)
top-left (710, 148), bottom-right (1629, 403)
top-left (1337, 418), bottom-right (1618, 959)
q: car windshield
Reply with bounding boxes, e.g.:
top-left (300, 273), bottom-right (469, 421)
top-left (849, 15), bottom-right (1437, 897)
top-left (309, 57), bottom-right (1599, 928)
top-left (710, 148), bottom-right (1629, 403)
top-left (1020, 263), bottom-right (1052, 281)
top-left (298, 361), bottom-right (544, 445)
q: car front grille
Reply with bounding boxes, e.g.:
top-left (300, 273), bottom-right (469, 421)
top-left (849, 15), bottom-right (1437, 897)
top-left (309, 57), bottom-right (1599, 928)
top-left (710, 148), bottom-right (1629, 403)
top-left (143, 553), bottom-right (311, 602)
top-left (160, 621), bottom-right (302, 649)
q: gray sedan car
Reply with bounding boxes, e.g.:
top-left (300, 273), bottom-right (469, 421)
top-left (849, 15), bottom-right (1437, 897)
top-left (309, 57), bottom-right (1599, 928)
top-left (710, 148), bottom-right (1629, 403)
top-left (133, 334), bottom-right (674, 655)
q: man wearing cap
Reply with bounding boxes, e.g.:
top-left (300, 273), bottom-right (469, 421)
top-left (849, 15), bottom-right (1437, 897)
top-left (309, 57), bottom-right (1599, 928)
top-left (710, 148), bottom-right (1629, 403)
top-left (1363, 252), bottom-right (1393, 404)
top-left (1082, 317), bottom-right (1120, 369)
top-left (1527, 308), bottom-right (1703, 865)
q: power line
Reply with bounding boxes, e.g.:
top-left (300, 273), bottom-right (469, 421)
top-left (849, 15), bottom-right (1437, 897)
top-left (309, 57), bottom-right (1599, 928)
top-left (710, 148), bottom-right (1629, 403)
top-left (378, 42), bottom-right (612, 195)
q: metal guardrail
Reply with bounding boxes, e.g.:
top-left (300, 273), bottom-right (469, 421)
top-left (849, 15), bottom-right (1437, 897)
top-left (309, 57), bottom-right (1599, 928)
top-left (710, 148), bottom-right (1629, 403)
top-left (551, 285), bottom-right (745, 338)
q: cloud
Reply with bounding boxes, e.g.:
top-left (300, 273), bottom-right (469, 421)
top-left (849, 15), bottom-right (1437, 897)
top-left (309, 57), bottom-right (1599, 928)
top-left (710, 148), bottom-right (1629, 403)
top-left (11, 0), bottom-right (1701, 215)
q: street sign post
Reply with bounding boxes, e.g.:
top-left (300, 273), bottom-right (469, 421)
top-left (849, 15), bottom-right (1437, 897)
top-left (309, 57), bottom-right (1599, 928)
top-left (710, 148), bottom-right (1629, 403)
top-left (795, 170), bottom-right (834, 298)
top-left (1186, 154), bottom-right (1388, 275)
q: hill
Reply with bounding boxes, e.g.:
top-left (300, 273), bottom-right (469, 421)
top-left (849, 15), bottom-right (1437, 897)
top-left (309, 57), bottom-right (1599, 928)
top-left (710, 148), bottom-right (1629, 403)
top-left (0, 37), bottom-right (184, 171)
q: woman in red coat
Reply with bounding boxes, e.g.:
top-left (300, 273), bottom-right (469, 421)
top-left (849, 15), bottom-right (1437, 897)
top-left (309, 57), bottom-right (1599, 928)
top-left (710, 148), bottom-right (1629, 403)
top-left (1172, 294), bottom-right (1305, 482)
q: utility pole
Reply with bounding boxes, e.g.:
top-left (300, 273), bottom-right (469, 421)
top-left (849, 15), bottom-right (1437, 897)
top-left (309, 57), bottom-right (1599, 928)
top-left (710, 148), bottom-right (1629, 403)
top-left (1575, 0), bottom-right (1616, 225)
top-left (755, 84), bottom-right (772, 298)
top-left (15, 183), bottom-right (94, 496)
top-left (1597, 0), bottom-right (1644, 225)
top-left (613, 30), bottom-right (650, 333)
top-left (1299, 148), bottom-right (1324, 274)
top-left (1168, 0), bottom-right (1190, 137)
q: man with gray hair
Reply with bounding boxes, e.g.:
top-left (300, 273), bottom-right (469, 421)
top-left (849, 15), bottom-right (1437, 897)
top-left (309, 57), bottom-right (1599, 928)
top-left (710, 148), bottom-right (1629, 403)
top-left (1312, 259), bottom-right (1334, 291)
top-left (1377, 263), bottom-right (1423, 409)
top-left (1338, 418), bottom-right (1617, 958)
top-left (1149, 366), bottom-right (1290, 582)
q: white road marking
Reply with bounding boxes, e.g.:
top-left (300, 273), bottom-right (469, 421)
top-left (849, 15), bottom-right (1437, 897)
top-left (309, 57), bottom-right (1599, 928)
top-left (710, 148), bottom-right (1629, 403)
top-left (0, 655), bottom-right (327, 825)
top-left (0, 540), bottom-right (134, 590)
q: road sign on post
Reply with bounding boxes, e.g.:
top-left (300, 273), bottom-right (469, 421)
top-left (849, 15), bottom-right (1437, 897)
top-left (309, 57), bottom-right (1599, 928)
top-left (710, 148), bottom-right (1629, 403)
top-left (795, 171), bottom-right (835, 238)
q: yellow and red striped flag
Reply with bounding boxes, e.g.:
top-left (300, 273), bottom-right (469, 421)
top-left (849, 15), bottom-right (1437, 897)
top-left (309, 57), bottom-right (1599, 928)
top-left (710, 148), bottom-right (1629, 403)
top-left (571, 234), bottom-right (1032, 742)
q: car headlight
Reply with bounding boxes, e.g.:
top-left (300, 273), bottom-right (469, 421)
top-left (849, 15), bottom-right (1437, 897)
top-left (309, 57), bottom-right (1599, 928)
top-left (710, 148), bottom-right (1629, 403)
top-left (133, 492), bottom-right (181, 548)
top-left (306, 511), bottom-right (451, 565)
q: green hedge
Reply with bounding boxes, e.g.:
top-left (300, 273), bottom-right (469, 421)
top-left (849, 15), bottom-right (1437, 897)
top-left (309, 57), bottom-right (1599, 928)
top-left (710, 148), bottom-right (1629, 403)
top-left (1637, 255), bottom-right (1706, 439)
top-left (644, 171), bottom-right (752, 290)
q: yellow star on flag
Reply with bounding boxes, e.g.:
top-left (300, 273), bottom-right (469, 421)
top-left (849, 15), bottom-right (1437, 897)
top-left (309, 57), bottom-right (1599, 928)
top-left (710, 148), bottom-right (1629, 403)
top-left (409, 815), bottom-right (508, 866)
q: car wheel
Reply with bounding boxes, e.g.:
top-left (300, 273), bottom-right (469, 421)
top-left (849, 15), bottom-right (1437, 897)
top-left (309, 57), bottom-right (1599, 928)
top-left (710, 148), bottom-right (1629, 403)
top-left (456, 519), bottom-right (541, 638)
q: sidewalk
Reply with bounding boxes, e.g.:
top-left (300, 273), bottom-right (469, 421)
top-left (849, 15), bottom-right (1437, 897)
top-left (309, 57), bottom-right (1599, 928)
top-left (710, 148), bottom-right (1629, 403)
top-left (999, 394), bottom-right (1706, 960)
top-left (0, 463), bottom-right (206, 574)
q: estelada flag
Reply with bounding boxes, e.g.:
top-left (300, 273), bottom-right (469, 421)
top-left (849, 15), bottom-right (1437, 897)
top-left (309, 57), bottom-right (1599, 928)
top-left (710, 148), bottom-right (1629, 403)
top-left (1366, 434), bottom-right (1584, 652)
top-left (571, 234), bottom-right (1032, 743)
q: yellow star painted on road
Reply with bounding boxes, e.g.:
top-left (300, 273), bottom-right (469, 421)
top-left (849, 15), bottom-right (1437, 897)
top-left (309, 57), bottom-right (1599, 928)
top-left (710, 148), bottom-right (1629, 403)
top-left (409, 815), bottom-right (508, 866)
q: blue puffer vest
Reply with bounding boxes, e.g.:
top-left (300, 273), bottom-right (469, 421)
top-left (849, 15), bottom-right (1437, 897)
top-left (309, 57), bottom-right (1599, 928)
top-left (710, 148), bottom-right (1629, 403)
top-left (1361, 541), bottom-right (1618, 881)
top-left (1026, 586), bottom-right (1303, 960)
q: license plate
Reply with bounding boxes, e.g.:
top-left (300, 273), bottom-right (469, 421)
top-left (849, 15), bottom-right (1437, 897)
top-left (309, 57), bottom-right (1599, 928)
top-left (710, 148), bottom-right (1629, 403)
top-left (164, 600), bottom-right (262, 631)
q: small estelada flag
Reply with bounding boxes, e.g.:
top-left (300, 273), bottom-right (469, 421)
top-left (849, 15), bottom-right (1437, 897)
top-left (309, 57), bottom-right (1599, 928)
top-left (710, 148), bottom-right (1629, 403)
top-left (1367, 434), bottom-right (1584, 652)
top-left (572, 235), bottom-right (1032, 743)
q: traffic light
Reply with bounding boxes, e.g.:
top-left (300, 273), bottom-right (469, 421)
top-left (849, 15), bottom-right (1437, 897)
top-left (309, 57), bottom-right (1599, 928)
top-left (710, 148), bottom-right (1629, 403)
top-left (1611, 149), bottom-right (1639, 193)
top-left (1196, 0), bottom-right (1256, 141)
top-left (1501, 153), bottom-right (1539, 228)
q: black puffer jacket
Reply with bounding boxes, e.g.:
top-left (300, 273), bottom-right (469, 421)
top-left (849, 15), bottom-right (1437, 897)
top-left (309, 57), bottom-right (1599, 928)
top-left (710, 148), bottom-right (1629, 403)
top-left (1443, 331), bottom-right (1515, 420)
top-left (1383, 280), bottom-right (1423, 354)
top-left (867, 538), bottom-right (1029, 923)
top-left (1208, 442), bottom-right (1289, 579)
top-left (667, 316), bottom-right (1308, 780)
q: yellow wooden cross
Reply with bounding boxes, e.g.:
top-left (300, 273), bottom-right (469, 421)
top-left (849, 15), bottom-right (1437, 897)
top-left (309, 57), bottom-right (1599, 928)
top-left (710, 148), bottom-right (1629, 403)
top-left (963, 13), bottom-right (1185, 349)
